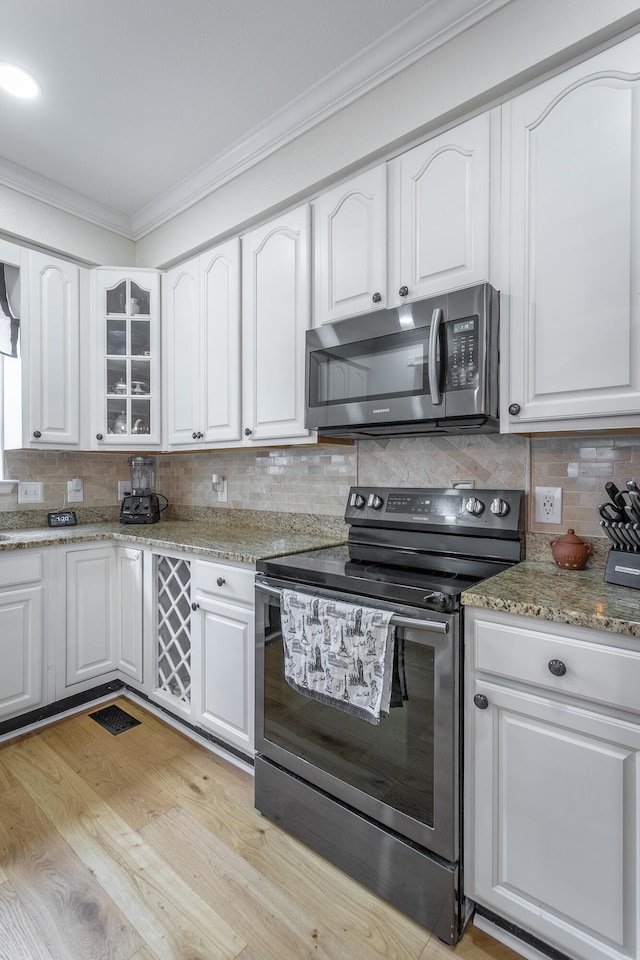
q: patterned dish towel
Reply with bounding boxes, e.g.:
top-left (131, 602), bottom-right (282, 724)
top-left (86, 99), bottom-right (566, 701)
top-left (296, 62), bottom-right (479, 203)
top-left (280, 589), bottom-right (395, 724)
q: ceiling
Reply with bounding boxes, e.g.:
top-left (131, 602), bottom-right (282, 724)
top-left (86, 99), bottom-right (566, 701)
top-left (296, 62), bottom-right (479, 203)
top-left (0, 0), bottom-right (511, 239)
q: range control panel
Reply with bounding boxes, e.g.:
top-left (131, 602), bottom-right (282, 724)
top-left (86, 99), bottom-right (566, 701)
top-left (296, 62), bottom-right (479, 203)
top-left (345, 487), bottom-right (524, 534)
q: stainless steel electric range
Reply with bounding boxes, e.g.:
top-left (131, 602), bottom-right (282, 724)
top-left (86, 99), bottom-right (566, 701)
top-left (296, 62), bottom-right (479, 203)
top-left (254, 486), bottom-right (524, 943)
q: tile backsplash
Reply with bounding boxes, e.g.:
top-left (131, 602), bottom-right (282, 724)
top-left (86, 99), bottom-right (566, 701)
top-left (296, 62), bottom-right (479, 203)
top-left (4, 433), bottom-right (640, 563)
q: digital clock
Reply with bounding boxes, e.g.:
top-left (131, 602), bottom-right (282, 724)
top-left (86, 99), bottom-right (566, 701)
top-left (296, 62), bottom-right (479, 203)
top-left (47, 510), bottom-right (77, 527)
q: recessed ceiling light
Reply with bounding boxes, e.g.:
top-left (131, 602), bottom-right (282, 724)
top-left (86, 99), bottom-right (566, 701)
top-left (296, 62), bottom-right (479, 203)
top-left (0, 63), bottom-right (40, 99)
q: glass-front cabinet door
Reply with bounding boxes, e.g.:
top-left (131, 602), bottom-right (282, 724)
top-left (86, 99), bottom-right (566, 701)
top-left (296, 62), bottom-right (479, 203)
top-left (91, 268), bottom-right (161, 447)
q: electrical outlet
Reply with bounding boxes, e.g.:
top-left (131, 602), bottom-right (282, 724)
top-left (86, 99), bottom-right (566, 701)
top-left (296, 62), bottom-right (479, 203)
top-left (535, 486), bottom-right (562, 524)
top-left (117, 481), bottom-right (130, 501)
top-left (17, 481), bottom-right (43, 503)
top-left (67, 477), bottom-right (84, 503)
top-left (217, 479), bottom-right (228, 503)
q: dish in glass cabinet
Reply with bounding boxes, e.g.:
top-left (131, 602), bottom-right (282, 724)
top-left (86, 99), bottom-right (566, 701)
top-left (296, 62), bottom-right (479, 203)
top-left (131, 381), bottom-right (149, 394)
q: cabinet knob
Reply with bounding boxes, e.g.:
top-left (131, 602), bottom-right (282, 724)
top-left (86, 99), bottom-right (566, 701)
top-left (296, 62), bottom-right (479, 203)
top-left (398, 285), bottom-right (409, 298)
top-left (508, 403), bottom-right (521, 416)
top-left (473, 693), bottom-right (489, 710)
top-left (32, 430), bottom-right (42, 439)
top-left (372, 292), bottom-right (382, 304)
top-left (216, 576), bottom-right (226, 587)
top-left (244, 427), bottom-right (252, 436)
top-left (191, 601), bottom-right (199, 611)
top-left (198, 432), bottom-right (203, 439)
top-left (96, 433), bottom-right (104, 441)
top-left (192, 432), bottom-right (198, 440)
top-left (548, 659), bottom-right (567, 677)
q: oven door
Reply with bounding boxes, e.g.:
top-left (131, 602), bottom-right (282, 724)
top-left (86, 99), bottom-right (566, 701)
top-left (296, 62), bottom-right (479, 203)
top-left (255, 577), bottom-right (460, 863)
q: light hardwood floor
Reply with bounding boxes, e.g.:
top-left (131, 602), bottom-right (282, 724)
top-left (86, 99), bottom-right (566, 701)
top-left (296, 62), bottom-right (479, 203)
top-left (0, 697), bottom-right (522, 960)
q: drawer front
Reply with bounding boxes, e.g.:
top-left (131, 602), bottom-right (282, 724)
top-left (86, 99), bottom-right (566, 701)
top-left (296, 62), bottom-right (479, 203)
top-left (194, 559), bottom-right (254, 605)
top-left (0, 551), bottom-right (42, 587)
top-left (473, 617), bottom-right (640, 714)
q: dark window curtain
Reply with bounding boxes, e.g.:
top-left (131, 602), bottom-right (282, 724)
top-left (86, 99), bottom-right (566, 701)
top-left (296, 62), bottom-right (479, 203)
top-left (0, 264), bottom-right (19, 358)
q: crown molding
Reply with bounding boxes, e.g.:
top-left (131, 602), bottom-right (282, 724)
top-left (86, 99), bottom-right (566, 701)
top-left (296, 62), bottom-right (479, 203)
top-left (0, 156), bottom-right (134, 238)
top-left (131, 0), bottom-right (513, 239)
top-left (0, 0), bottom-right (513, 243)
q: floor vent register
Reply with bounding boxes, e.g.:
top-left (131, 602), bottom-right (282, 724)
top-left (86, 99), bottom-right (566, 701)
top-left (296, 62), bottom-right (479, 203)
top-left (89, 704), bottom-right (141, 735)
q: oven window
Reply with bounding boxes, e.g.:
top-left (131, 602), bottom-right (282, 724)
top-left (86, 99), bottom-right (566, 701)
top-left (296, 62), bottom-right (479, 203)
top-left (262, 601), bottom-right (436, 828)
top-left (308, 328), bottom-right (429, 407)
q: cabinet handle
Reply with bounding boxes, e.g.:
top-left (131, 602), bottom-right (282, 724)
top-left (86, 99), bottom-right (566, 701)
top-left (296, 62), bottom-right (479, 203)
top-left (548, 659), bottom-right (567, 677)
top-left (192, 431), bottom-right (204, 440)
top-left (191, 601), bottom-right (199, 611)
top-left (372, 292), bottom-right (382, 303)
top-left (216, 577), bottom-right (226, 586)
top-left (508, 403), bottom-right (521, 416)
top-left (96, 433), bottom-right (104, 441)
top-left (32, 430), bottom-right (42, 439)
top-left (398, 285), bottom-right (409, 298)
top-left (473, 693), bottom-right (489, 710)
top-left (244, 427), bottom-right (252, 436)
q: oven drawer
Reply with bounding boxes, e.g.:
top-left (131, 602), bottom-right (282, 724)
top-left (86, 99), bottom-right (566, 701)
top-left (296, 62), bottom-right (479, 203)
top-left (472, 615), bottom-right (640, 714)
top-left (193, 559), bottom-right (254, 605)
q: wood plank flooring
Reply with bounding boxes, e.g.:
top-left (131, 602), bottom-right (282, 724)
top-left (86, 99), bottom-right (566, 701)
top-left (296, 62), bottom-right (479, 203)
top-left (0, 697), bottom-right (522, 960)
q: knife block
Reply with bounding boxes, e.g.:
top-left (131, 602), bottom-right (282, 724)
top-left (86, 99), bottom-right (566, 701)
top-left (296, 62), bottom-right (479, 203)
top-left (604, 549), bottom-right (640, 589)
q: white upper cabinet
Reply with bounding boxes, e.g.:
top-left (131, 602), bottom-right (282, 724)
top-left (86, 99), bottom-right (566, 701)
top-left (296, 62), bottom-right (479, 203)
top-left (389, 111), bottom-right (494, 306)
top-left (314, 164), bottom-right (388, 324)
top-left (90, 268), bottom-right (161, 448)
top-left (25, 250), bottom-right (83, 446)
top-left (164, 238), bottom-right (241, 449)
top-left (242, 204), bottom-right (312, 444)
top-left (503, 33), bottom-right (640, 431)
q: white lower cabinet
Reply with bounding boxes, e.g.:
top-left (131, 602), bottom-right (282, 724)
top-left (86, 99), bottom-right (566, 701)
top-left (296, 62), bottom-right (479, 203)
top-left (61, 542), bottom-right (144, 696)
top-left (192, 558), bottom-right (255, 755)
top-left (0, 550), bottom-right (45, 719)
top-left (465, 607), bottom-right (640, 960)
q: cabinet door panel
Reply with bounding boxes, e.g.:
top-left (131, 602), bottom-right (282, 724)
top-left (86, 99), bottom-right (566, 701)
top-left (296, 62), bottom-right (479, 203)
top-left (504, 34), bottom-right (640, 427)
top-left (165, 260), bottom-right (201, 446)
top-left (242, 206), bottom-right (310, 442)
top-left (202, 238), bottom-right (241, 442)
top-left (27, 251), bottom-right (80, 445)
top-left (0, 585), bottom-right (43, 717)
top-left (391, 113), bottom-right (491, 303)
top-left (315, 165), bottom-right (387, 323)
top-left (66, 548), bottom-right (117, 685)
top-left (196, 598), bottom-right (254, 753)
top-left (117, 546), bottom-right (143, 681)
top-left (471, 681), bottom-right (640, 960)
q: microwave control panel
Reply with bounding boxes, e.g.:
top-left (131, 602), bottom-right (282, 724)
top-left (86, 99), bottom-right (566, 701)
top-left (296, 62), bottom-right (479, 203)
top-left (445, 316), bottom-right (478, 391)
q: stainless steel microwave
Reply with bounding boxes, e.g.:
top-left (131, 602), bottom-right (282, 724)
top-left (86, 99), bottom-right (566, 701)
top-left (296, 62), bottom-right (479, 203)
top-left (305, 282), bottom-right (499, 438)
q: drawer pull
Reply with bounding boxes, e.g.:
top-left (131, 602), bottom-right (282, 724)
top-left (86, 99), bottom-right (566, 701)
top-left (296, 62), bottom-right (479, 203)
top-left (216, 576), bottom-right (226, 587)
top-left (548, 658), bottom-right (567, 677)
top-left (473, 693), bottom-right (489, 710)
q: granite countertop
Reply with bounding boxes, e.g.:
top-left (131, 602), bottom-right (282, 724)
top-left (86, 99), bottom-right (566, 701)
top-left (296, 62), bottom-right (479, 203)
top-left (462, 561), bottom-right (640, 638)
top-left (0, 518), bottom-right (347, 565)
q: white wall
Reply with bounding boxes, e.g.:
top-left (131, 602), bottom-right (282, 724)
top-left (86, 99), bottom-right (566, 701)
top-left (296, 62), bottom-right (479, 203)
top-left (135, 0), bottom-right (640, 268)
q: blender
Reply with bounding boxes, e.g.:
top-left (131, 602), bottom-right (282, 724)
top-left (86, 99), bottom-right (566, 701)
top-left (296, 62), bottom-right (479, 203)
top-left (120, 456), bottom-right (163, 524)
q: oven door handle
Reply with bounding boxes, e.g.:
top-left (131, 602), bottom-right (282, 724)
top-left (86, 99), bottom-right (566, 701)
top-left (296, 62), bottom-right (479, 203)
top-left (428, 307), bottom-right (443, 406)
top-left (255, 581), bottom-right (449, 634)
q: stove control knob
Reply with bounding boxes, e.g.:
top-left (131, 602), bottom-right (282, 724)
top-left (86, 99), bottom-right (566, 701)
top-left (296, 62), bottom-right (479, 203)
top-left (349, 492), bottom-right (366, 509)
top-left (490, 497), bottom-right (510, 517)
top-left (465, 496), bottom-right (484, 516)
top-left (367, 493), bottom-right (384, 510)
